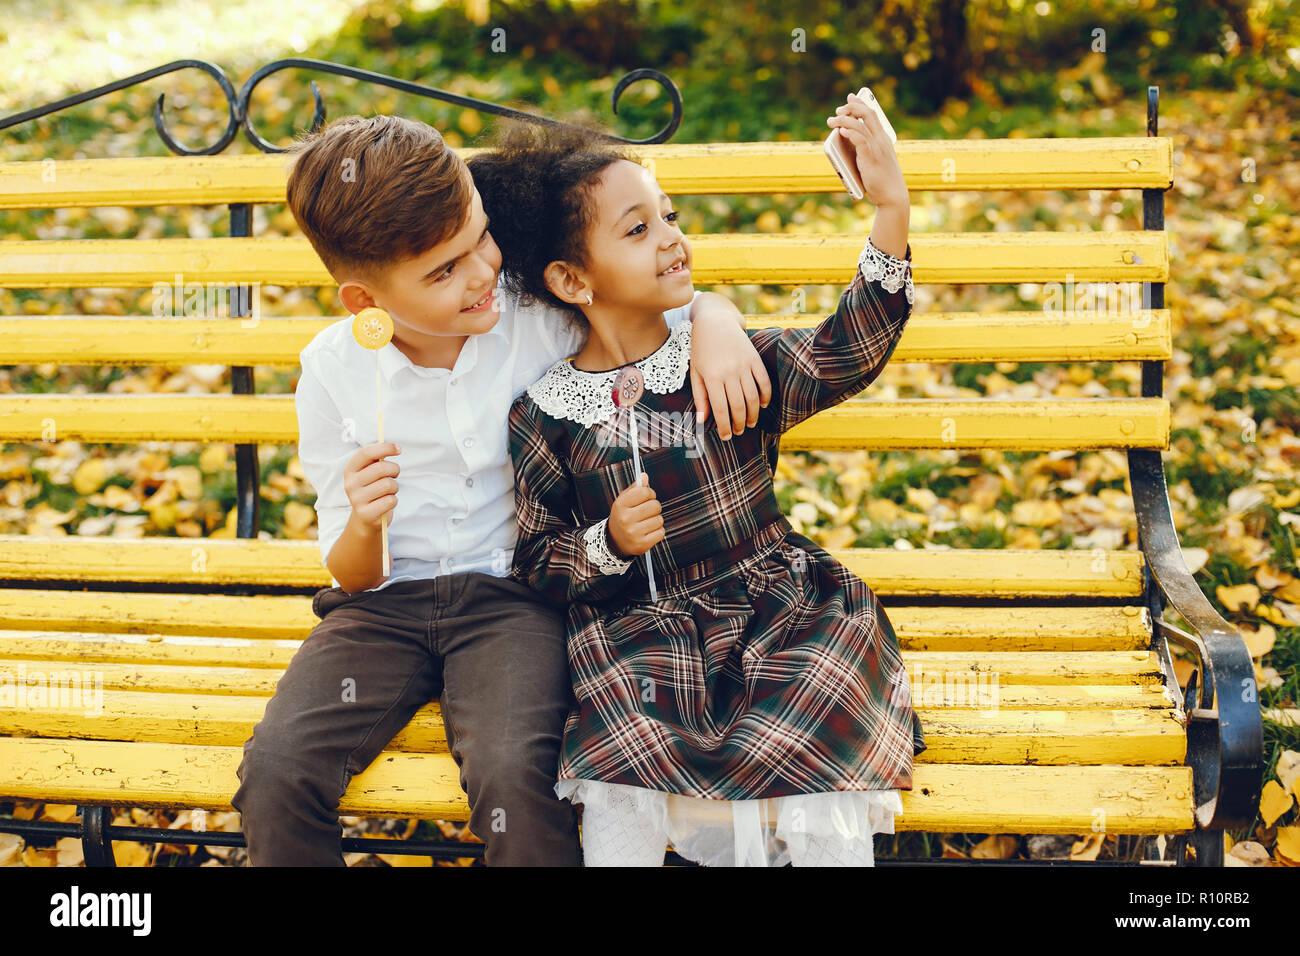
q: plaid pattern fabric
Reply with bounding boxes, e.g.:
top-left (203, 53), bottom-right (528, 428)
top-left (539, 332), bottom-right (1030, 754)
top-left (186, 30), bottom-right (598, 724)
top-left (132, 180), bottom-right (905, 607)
top-left (506, 241), bottom-right (926, 801)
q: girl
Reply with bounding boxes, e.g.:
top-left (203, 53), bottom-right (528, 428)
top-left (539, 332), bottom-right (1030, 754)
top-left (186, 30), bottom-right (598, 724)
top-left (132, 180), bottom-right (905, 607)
top-left (468, 94), bottom-right (925, 867)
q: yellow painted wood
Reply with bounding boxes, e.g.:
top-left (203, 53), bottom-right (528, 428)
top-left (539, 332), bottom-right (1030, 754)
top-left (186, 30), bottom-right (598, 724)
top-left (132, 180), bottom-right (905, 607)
top-left (0, 138), bottom-right (1172, 209)
top-left (0, 632), bottom-right (300, 669)
top-left (828, 547), bottom-right (1146, 598)
top-left (0, 394), bottom-right (1169, 450)
top-left (885, 605), bottom-right (1152, 651)
top-left (0, 536), bottom-right (328, 587)
top-left (0, 536), bottom-right (1145, 595)
top-left (3, 318), bottom-right (335, 367)
top-left (0, 656), bottom-right (1175, 708)
top-left (782, 397), bottom-right (1169, 451)
top-left (0, 600), bottom-right (1152, 650)
top-left (905, 650), bottom-right (1167, 686)
top-left (0, 689), bottom-right (1184, 764)
top-left (2, 308), bottom-right (1173, 366)
top-left (752, 310), bottom-right (1173, 362)
top-left (0, 395), bottom-right (296, 442)
top-left (0, 231), bottom-right (1168, 288)
top-left (0, 737), bottom-right (1196, 830)
top-left (0, 591), bottom-right (315, 639)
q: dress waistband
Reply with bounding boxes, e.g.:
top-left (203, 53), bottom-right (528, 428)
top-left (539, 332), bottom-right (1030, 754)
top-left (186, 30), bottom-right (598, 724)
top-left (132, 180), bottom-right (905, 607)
top-left (627, 516), bottom-right (795, 603)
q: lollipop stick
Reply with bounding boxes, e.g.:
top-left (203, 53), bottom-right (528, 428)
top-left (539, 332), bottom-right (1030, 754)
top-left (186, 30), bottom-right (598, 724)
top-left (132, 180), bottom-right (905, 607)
top-left (376, 356), bottom-right (390, 577)
top-left (628, 408), bottom-right (658, 601)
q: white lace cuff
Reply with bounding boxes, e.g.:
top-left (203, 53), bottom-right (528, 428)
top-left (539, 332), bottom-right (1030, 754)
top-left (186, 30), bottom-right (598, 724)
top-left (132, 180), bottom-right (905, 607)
top-left (858, 235), bottom-right (914, 306)
top-left (583, 518), bottom-right (634, 575)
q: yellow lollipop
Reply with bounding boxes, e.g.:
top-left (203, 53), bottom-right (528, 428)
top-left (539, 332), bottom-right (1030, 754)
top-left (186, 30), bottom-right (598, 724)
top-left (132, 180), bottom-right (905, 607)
top-left (352, 307), bottom-right (395, 577)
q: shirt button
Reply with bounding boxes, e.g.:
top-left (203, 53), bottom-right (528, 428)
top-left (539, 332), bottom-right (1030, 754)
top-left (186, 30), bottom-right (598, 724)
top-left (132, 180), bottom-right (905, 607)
top-left (463, 437), bottom-right (475, 449)
top-left (465, 477), bottom-right (474, 488)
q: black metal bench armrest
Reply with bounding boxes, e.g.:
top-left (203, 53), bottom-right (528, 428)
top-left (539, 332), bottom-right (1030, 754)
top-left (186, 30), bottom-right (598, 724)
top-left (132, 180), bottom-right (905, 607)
top-left (1130, 447), bottom-right (1264, 831)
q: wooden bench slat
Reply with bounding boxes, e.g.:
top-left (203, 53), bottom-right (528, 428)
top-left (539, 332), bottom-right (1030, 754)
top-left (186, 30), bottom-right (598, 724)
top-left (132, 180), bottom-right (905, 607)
top-left (0, 232), bottom-right (1169, 288)
top-left (0, 689), bottom-right (1185, 764)
top-left (0, 537), bottom-right (1147, 595)
top-left (0, 737), bottom-right (1194, 831)
top-left (0, 633), bottom-right (302, 669)
top-left (0, 651), bottom-right (1174, 698)
top-left (0, 139), bottom-right (1173, 209)
top-left (0, 599), bottom-right (1152, 649)
top-left (0, 658), bottom-right (1177, 709)
top-left (0, 310), bottom-right (1174, 366)
top-left (0, 394), bottom-right (1170, 450)
top-left (0, 592), bottom-right (314, 639)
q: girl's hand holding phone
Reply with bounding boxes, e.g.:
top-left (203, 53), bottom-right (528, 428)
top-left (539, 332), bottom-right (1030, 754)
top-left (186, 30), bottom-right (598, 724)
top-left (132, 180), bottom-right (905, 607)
top-left (826, 92), bottom-right (909, 211)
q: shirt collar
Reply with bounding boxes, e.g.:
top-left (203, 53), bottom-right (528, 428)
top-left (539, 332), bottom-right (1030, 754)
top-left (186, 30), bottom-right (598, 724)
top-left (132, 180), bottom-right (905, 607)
top-left (367, 309), bottom-right (510, 386)
top-left (526, 322), bottom-right (691, 427)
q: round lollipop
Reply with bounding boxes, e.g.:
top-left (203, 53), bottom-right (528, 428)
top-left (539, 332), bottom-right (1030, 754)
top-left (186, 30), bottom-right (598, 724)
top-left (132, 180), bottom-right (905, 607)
top-left (352, 307), bottom-right (395, 577)
top-left (612, 366), bottom-right (657, 601)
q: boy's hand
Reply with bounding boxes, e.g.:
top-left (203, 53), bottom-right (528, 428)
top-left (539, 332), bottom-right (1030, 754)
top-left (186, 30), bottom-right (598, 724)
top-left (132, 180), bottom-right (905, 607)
top-left (688, 292), bottom-right (772, 440)
top-left (344, 441), bottom-right (400, 531)
top-left (827, 93), bottom-right (909, 212)
top-left (608, 474), bottom-right (663, 558)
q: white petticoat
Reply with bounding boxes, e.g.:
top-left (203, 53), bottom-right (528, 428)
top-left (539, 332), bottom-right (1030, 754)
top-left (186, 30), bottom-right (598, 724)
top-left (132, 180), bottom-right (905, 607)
top-left (556, 777), bottom-right (902, 867)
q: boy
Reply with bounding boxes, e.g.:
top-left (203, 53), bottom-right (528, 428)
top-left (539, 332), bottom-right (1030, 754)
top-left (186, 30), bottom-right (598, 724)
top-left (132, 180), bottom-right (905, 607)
top-left (231, 114), bottom-right (771, 866)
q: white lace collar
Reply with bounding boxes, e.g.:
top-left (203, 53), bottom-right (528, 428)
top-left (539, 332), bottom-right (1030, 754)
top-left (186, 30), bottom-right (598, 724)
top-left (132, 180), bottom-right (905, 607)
top-left (527, 322), bottom-right (691, 426)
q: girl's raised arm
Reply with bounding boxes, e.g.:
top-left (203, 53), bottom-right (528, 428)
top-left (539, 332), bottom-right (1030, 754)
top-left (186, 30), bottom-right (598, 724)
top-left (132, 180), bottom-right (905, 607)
top-left (751, 236), bottom-right (913, 436)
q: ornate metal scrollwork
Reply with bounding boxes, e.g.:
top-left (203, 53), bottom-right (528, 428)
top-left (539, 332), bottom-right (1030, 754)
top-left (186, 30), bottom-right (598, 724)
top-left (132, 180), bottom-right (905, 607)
top-left (0, 59), bottom-right (241, 155)
top-left (1, 57), bottom-right (683, 154)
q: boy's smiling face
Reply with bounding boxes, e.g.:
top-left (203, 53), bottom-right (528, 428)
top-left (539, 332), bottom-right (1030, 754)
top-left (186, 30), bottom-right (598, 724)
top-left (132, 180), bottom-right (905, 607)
top-left (337, 176), bottom-right (504, 365)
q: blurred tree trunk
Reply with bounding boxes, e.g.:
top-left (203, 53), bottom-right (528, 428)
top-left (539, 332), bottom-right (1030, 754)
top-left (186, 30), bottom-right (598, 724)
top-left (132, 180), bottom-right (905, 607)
top-left (1206, 0), bottom-right (1261, 52)
top-left (915, 0), bottom-right (972, 112)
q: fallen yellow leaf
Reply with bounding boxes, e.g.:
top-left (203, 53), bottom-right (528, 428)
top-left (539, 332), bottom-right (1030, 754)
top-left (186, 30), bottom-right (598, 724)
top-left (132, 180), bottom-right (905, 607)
top-left (72, 458), bottom-right (109, 495)
top-left (1070, 832), bottom-right (1105, 861)
top-left (377, 852), bottom-right (433, 867)
top-left (56, 837), bottom-right (84, 867)
top-left (39, 804), bottom-right (79, 823)
top-left (1260, 779), bottom-right (1295, 828)
top-left (1217, 583), bottom-right (1260, 611)
top-left (1241, 622), bottom-right (1276, 658)
top-left (1226, 840), bottom-right (1271, 866)
top-left (1275, 827), bottom-right (1300, 866)
top-left (1277, 750), bottom-right (1300, 796)
top-left (971, 834), bottom-right (1019, 859)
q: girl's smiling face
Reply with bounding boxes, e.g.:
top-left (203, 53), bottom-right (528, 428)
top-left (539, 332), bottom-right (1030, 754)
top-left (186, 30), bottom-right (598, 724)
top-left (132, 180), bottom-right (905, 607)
top-left (558, 158), bottom-right (693, 317)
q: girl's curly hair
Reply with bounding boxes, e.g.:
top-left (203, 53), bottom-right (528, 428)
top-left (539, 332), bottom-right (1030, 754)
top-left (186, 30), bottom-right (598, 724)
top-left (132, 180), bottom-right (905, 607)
top-left (467, 121), bottom-right (636, 326)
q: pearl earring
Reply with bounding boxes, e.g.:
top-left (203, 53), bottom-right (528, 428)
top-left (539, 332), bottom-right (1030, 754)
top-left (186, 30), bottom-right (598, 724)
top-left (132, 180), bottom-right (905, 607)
top-left (586, 292), bottom-right (593, 305)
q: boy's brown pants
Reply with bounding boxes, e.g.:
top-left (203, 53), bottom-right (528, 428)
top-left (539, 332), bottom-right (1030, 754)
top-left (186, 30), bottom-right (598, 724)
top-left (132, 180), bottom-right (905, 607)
top-left (232, 572), bottom-right (580, 866)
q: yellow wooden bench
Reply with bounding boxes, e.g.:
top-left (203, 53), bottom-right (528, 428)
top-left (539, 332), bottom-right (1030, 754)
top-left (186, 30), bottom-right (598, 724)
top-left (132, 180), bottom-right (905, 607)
top-left (0, 83), bottom-right (1262, 866)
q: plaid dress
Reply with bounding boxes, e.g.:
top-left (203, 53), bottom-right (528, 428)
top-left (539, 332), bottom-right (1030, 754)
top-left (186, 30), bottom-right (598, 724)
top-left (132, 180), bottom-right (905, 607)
top-left (507, 237), bottom-right (926, 862)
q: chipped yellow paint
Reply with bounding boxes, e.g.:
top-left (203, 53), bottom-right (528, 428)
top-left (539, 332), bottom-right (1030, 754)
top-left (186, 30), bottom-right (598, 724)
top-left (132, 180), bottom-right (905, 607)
top-left (0, 590), bottom-right (314, 639)
top-left (0, 737), bottom-right (1194, 832)
top-left (0, 656), bottom-right (1176, 707)
top-left (0, 138), bottom-right (1172, 209)
top-left (0, 602), bottom-right (1151, 650)
top-left (0, 231), bottom-right (1168, 288)
top-left (0, 394), bottom-right (1169, 450)
top-left (0, 688), bottom-right (1185, 764)
top-left (0, 538), bottom-right (1145, 594)
top-left (1, 309), bottom-right (1173, 366)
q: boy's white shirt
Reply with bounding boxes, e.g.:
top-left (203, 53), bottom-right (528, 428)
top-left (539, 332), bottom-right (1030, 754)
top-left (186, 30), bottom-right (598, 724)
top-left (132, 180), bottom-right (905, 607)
top-left (295, 277), bottom-right (700, 592)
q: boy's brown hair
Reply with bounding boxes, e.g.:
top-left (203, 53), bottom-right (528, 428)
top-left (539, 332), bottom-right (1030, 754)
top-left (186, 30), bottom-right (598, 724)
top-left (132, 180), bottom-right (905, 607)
top-left (284, 114), bottom-right (473, 284)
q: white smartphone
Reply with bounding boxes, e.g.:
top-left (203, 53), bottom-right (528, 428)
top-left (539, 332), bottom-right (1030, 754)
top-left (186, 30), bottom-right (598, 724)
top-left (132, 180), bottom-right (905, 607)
top-left (823, 86), bottom-right (897, 200)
